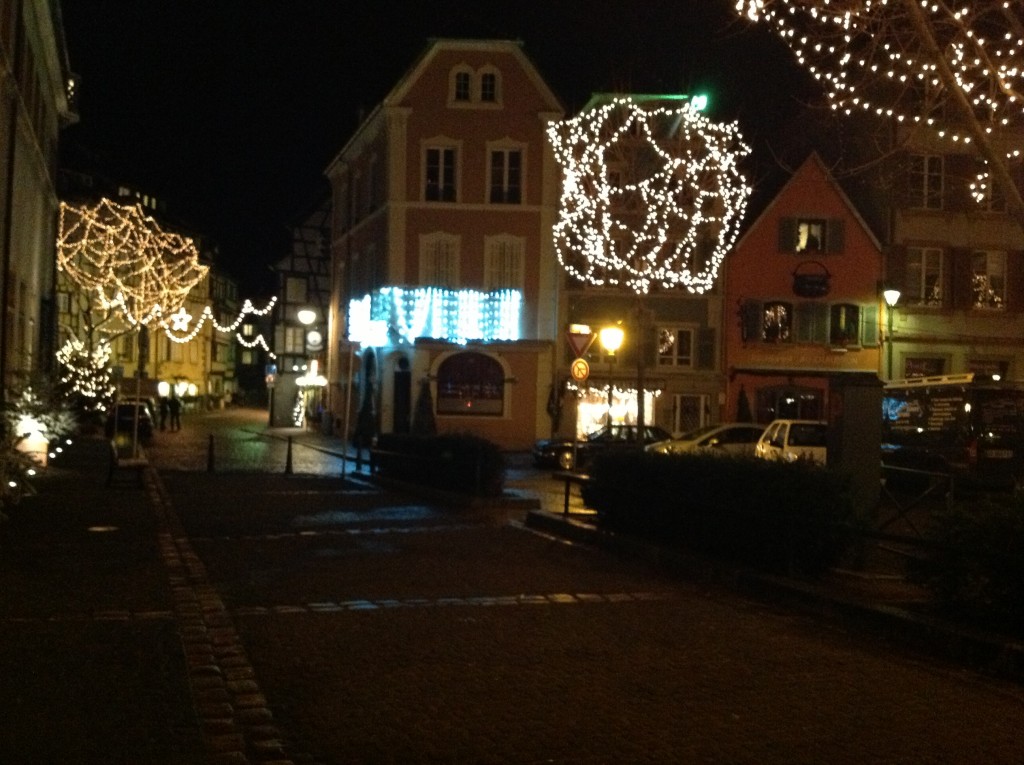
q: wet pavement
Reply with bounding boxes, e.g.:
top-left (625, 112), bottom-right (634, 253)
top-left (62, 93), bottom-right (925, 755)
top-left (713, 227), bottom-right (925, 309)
top-left (1, 408), bottom-right (1023, 763)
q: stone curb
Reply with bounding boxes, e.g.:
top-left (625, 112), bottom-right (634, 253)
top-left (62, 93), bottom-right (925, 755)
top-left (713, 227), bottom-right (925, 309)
top-left (525, 510), bottom-right (1024, 685)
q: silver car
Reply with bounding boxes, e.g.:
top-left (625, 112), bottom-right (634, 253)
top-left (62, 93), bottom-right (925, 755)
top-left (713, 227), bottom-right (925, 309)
top-left (646, 423), bottom-right (765, 457)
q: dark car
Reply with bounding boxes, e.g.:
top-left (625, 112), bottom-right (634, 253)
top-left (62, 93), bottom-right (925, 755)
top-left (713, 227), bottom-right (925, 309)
top-left (533, 424), bottom-right (672, 470)
top-left (105, 402), bottom-right (155, 444)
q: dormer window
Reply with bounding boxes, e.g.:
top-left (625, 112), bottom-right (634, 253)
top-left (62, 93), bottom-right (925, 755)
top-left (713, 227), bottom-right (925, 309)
top-left (456, 70), bottom-right (471, 101)
top-left (481, 72), bottom-right (497, 102)
top-left (448, 66), bottom-right (502, 108)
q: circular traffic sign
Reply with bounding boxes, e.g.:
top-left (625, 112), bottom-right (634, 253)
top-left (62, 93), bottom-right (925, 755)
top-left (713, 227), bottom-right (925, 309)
top-left (570, 358), bottom-right (590, 382)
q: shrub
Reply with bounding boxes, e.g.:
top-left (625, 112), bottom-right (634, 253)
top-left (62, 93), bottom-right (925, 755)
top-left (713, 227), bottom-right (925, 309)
top-left (582, 451), bottom-right (858, 577)
top-left (373, 433), bottom-right (505, 497)
top-left (909, 495), bottom-right (1024, 636)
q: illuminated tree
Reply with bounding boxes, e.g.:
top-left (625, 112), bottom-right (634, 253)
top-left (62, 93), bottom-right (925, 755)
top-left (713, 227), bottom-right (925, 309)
top-left (735, 0), bottom-right (1024, 229)
top-left (55, 336), bottom-right (117, 416)
top-left (547, 96), bottom-right (752, 296)
top-left (57, 199), bottom-right (208, 453)
top-left (57, 199), bottom-right (208, 326)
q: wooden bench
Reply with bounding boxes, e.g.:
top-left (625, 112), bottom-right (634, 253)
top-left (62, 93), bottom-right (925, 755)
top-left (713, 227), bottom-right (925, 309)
top-left (551, 470), bottom-right (592, 515)
top-left (106, 439), bottom-right (149, 487)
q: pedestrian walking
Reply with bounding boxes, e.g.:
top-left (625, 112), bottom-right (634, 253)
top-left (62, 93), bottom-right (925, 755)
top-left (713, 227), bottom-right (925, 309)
top-left (158, 396), bottom-right (169, 431)
top-left (168, 394), bottom-right (182, 431)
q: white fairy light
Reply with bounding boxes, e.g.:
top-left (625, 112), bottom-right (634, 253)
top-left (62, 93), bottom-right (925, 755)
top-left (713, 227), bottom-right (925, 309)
top-left (546, 95), bottom-right (751, 295)
top-left (734, 0), bottom-right (1024, 207)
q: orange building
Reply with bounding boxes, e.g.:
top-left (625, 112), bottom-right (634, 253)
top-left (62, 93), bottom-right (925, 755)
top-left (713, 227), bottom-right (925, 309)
top-left (724, 153), bottom-right (884, 423)
top-left (324, 39), bottom-right (564, 450)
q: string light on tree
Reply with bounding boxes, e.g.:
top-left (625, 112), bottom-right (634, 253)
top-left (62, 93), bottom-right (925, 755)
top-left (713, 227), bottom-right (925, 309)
top-left (55, 338), bottom-right (117, 412)
top-left (735, 0), bottom-right (1024, 220)
top-left (546, 95), bottom-right (752, 295)
top-left (57, 199), bottom-right (209, 325)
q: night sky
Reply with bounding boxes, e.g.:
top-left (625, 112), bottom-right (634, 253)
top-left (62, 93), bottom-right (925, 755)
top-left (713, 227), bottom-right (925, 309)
top-left (58, 0), bottom-right (813, 296)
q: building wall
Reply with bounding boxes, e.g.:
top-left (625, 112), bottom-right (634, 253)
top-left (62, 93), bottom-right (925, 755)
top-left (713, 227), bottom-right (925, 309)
top-left (884, 135), bottom-right (1024, 381)
top-left (724, 153), bottom-right (884, 423)
top-left (0, 0), bottom-right (75, 395)
top-left (325, 39), bottom-right (563, 451)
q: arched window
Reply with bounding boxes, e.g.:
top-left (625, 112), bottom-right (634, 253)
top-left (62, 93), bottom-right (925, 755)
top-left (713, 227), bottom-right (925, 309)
top-left (436, 352), bottom-right (505, 416)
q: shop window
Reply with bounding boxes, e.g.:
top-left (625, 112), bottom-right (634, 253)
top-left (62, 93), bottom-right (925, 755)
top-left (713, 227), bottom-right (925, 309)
top-left (904, 357), bottom-right (945, 378)
top-left (436, 352), bottom-right (505, 416)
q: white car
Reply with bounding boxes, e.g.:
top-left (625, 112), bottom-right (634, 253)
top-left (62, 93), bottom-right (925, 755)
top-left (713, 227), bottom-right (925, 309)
top-left (754, 419), bottom-right (828, 465)
top-left (646, 423), bottom-right (765, 457)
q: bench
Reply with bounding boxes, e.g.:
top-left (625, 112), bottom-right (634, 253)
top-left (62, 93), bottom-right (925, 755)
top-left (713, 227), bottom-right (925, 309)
top-left (551, 470), bottom-right (592, 515)
top-left (106, 439), bottom-right (149, 487)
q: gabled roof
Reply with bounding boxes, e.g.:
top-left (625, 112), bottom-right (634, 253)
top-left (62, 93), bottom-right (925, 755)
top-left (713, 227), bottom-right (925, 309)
top-left (734, 151), bottom-right (883, 253)
top-left (326, 38), bottom-right (564, 172)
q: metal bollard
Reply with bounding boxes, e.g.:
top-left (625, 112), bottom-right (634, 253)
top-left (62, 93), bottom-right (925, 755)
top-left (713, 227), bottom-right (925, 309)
top-left (285, 436), bottom-right (293, 475)
top-left (207, 434), bottom-right (215, 473)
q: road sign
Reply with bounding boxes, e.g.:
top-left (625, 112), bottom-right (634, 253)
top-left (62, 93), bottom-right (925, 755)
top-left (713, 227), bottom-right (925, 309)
top-left (566, 325), bottom-right (595, 358)
top-left (570, 358), bottom-right (590, 383)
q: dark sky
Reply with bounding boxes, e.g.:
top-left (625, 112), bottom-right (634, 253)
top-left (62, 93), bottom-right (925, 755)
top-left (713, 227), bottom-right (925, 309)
top-left (58, 1), bottom-right (812, 295)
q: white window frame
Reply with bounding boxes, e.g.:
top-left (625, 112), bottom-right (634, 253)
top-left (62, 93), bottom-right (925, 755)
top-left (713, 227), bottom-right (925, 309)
top-left (483, 235), bottom-right (524, 291)
top-left (909, 153), bottom-right (944, 210)
top-left (486, 141), bottom-right (525, 204)
top-left (450, 67), bottom-right (472, 103)
top-left (906, 246), bottom-right (943, 306)
top-left (419, 233), bottom-right (460, 288)
top-left (657, 326), bottom-right (696, 368)
top-left (478, 67), bottom-right (501, 105)
top-left (423, 141), bottom-right (460, 202)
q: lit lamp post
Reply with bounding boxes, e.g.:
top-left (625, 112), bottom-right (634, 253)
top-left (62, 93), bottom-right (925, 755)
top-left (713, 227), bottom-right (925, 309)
top-left (883, 288), bottom-right (901, 380)
top-left (296, 308), bottom-right (321, 428)
top-left (599, 325), bottom-right (624, 427)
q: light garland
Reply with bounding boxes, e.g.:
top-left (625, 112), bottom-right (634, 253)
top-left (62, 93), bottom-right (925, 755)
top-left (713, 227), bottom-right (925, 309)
top-left (348, 287), bottom-right (522, 346)
top-left (735, 1), bottom-right (1024, 197)
top-left (57, 199), bottom-right (209, 325)
top-left (55, 337), bottom-right (117, 412)
top-left (158, 296), bottom-right (277, 343)
top-left (546, 95), bottom-right (751, 295)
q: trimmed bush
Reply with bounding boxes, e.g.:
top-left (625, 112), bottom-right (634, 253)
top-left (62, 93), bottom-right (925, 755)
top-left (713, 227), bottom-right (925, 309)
top-left (373, 433), bottom-right (505, 497)
top-left (909, 495), bottom-right (1024, 636)
top-left (581, 451), bottom-right (858, 577)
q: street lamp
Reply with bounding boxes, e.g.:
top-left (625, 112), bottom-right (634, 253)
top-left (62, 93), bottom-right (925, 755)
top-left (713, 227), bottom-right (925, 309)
top-left (883, 288), bottom-right (901, 380)
top-left (598, 325), bottom-right (624, 427)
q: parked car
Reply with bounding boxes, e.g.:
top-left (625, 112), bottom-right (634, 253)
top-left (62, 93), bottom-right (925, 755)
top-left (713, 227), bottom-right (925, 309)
top-left (533, 424), bottom-right (672, 470)
top-left (646, 422), bottom-right (765, 457)
top-left (754, 419), bottom-right (828, 465)
top-left (105, 402), bottom-right (155, 444)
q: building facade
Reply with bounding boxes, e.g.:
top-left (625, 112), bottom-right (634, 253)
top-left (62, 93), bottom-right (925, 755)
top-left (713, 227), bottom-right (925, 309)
top-left (883, 131), bottom-right (1024, 381)
top-left (723, 153), bottom-right (884, 423)
top-left (324, 39), bottom-right (564, 450)
top-left (0, 0), bottom-right (76, 398)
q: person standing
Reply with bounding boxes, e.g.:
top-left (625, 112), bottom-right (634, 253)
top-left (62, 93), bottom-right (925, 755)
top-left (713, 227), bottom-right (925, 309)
top-left (168, 394), bottom-right (182, 431)
top-left (159, 396), bottom-right (169, 431)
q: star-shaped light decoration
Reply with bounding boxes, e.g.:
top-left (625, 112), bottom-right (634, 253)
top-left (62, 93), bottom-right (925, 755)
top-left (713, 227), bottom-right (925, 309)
top-left (168, 307), bottom-right (192, 332)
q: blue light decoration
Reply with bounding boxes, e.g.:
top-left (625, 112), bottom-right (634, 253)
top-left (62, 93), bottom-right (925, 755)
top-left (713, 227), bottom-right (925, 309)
top-left (348, 287), bottom-right (523, 347)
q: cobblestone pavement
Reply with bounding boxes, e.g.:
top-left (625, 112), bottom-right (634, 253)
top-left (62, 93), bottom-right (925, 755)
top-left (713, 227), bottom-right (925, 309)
top-left (2, 409), bottom-right (1023, 763)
